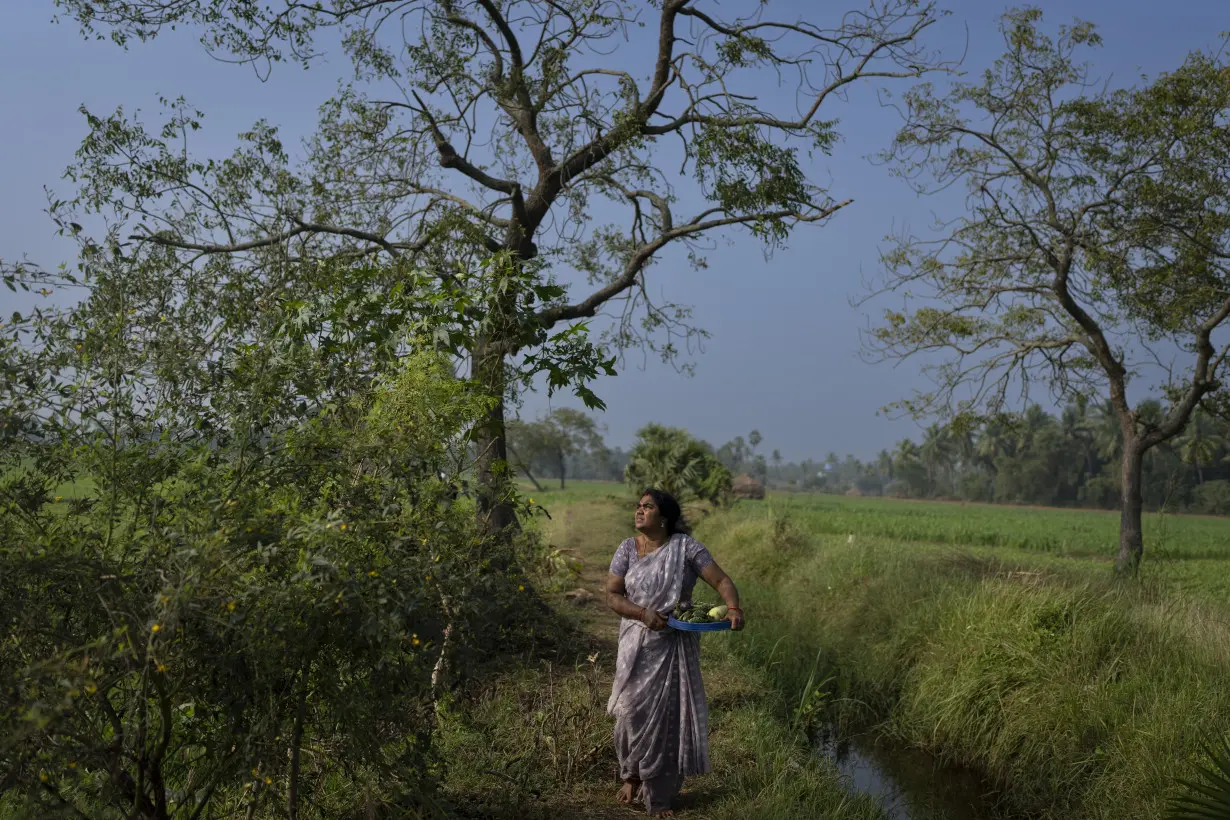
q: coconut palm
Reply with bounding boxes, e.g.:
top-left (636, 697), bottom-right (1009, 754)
top-left (919, 423), bottom-right (953, 493)
top-left (1061, 397), bottom-right (1097, 479)
top-left (876, 449), bottom-right (894, 481)
top-left (1177, 408), bottom-right (1221, 485)
top-left (1093, 399), bottom-right (1122, 463)
top-left (975, 417), bottom-right (1014, 475)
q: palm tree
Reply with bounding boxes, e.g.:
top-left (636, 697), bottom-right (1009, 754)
top-left (1178, 408), bottom-right (1220, 485)
top-left (919, 424), bottom-right (952, 494)
top-left (1060, 397), bottom-right (1096, 479)
top-left (975, 417), bottom-right (1013, 475)
top-left (876, 449), bottom-right (894, 481)
top-left (893, 439), bottom-right (919, 468)
top-left (1093, 400), bottom-right (1122, 464)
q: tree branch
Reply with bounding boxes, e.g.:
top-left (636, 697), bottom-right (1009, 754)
top-left (410, 90), bottom-right (521, 195)
top-left (537, 199), bottom-right (851, 325)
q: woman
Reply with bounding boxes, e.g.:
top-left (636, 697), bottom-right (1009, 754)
top-left (605, 488), bottom-right (745, 817)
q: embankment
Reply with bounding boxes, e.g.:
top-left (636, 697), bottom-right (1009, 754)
top-left (696, 503), bottom-right (1230, 819)
top-left (437, 496), bottom-right (888, 819)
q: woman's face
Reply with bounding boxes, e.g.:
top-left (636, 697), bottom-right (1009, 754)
top-left (635, 494), bottom-right (666, 534)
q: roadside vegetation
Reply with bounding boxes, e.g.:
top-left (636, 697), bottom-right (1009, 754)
top-left (696, 493), bottom-right (1230, 819)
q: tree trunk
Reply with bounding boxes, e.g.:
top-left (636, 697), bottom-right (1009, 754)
top-left (471, 338), bottom-right (517, 534)
top-left (558, 449), bottom-right (566, 490)
top-left (506, 442), bottom-right (545, 492)
top-left (1115, 441), bottom-right (1145, 575)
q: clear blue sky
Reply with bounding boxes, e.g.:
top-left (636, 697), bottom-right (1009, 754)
top-left (1, 1), bottom-right (1225, 461)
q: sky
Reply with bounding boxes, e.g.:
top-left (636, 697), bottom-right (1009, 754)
top-left (1, 0), bottom-right (1226, 463)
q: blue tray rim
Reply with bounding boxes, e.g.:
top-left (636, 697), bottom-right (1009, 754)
top-left (667, 615), bottom-right (731, 632)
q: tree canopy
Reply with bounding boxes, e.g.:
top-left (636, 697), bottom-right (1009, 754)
top-left (863, 9), bottom-right (1230, 572)
top-left (48, 0), bottom-right (952, 531)
top-left (507, 407), bottom-right (606, 489)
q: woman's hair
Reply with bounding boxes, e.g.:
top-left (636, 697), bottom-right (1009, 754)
top-left (640, 488), bottom-right (691, 536)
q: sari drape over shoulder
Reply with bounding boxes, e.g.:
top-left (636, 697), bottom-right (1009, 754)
top-left (608, 534), bottom-right (714, 810)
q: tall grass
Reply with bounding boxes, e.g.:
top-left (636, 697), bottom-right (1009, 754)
top-left (437, 495), bottom-right (889, 819)
top-left (698, 500), bottom-right (1230, 819)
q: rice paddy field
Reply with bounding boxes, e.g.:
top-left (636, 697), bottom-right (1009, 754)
top-left (764, 491), bottom-right (1230, 556)
top-left (525, 483), bottom-right (1230, 817)
top-left (682, 490), bottom-right (1230, 819)
top-left (758, 492), bottom-right (1230, 600)
top-left (530, 482), bottom-right (1230, 598)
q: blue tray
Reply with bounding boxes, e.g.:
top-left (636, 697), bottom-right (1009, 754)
top-left (668, 616), bottom-right (731, 632)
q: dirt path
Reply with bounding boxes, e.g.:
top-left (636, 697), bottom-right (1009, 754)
top-left (535, 498), bottom-right (740, 819)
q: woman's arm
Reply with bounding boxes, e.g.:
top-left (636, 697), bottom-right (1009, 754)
top-left (605, 573), bottom-right (667, 630)
top-left (699, 561), bottom-right (745, 630)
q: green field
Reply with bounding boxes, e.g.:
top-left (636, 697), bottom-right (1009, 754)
top-left (758, 492), bottom-right (1230, 599)
top-left (767, 491), bottom-right (1230, 557)
top-left (688, 491), bottom-right (1230, 819)
top-left (532, 483), bottom-right (1230, 597)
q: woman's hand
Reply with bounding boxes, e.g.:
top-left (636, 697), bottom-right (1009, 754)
top-left (641, 608), bottom-right (669, 631)
top-left (727, 608), bottom-right (745, 631)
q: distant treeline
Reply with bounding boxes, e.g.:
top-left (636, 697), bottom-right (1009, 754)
top-left (781, 399), bottom-right (1230, 515)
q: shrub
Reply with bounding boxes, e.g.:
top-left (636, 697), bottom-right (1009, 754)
top-left (0, 253), bottom-right (549, 817)
top-left (624, 424), bottom-right (733, 506)
top-left (1188, 480), bottom-right (1230, 515)
top-left (0, 354), bottom-right (545, 818)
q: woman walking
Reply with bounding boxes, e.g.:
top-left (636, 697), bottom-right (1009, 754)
top-left (605, 488), bottom-right (745, 816)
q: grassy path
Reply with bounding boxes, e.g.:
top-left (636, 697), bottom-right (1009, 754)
top-left (438, 494), bottom-right (884, 820)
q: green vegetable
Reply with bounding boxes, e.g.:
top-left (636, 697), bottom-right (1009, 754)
top-left (673, 601), bottom-right (723, 623)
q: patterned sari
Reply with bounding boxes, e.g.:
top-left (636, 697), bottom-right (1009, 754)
top-left (607, 533), bottom-right (713, 815)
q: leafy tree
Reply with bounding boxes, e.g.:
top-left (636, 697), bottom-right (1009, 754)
top-left (624, 424), bottom-right (731, 506)
top-left (864, 10), bottom-right (1230, 572)
top-left (507, 407), bottom-right (605, 489)
top-left (716, 435), bottom-right (749, 472)
top-left (876, 449), bottom-right (894, 481)
top-left (0, 240), bottom-right (548, 815)
top-left (47, 0), bottom-right (950, 533)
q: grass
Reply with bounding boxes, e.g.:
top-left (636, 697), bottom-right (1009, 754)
top-left (696, 495), bottom-right (1230, 819)
top-left (438, 495), bottom-right (887, 819)
top-left (764, 492), bottom-right (1230, 598)
top-left (519, 478), bottom-right (632, 508)
top-left (766, 492), bottom-right (1230, 559)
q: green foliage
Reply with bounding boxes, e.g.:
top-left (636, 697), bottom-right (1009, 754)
top-left (624, 424), bottom-right (732, 506)
top-left (865, 10), bottom-right (1230, 568)
top-left (46, 1), bottom-right (950, 519)
top-left (0, 239), bottom-right (556, 817)
top-left (700, 499), bottom-right (1230, 819)
top-left (506, 408), bottom-right (607, 489)
top-left (1167, 735), bottom-right (1230, 820)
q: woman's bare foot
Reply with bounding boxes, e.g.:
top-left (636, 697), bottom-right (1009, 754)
top-left (616, 781), bottom-right (637, 804)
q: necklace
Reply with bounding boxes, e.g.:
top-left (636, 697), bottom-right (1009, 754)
top-left (636, 532), bottom-right (668, 558)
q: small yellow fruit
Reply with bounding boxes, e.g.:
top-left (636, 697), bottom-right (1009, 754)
top-left (708, 605), bottom-right (729, 620)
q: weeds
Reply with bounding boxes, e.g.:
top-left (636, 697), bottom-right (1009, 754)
top-left (698, 500), bottom-right (1230, 819)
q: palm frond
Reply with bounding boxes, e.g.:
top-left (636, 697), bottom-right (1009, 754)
top-left (1167, 735), bottom-right (1230, 820)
